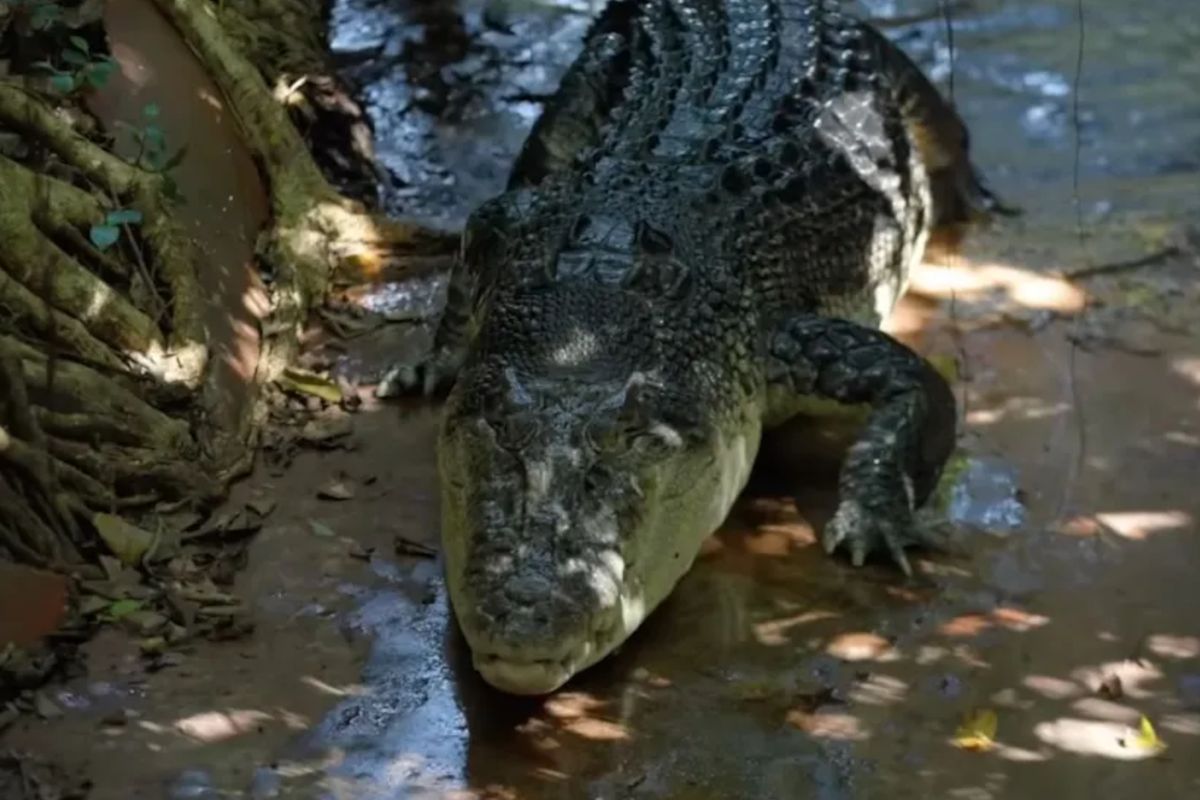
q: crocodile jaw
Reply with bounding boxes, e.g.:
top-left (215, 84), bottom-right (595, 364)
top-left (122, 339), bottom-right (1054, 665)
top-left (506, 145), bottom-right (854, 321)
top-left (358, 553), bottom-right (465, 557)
top-left (467, 586), bottom-right (646, 695)
top-left (439, 415), bottom-right (762, 695)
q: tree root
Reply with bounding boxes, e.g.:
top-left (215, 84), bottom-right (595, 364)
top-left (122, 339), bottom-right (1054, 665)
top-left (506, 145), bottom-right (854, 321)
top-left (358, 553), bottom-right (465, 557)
top-left (0, 0), bottom-right (459, 570)
top-left (0, 83), bottom-right (213, 563)
top-left (0, 85), bottom-right (209, 386)
top-left (152, 0), bottom-right (458, 379)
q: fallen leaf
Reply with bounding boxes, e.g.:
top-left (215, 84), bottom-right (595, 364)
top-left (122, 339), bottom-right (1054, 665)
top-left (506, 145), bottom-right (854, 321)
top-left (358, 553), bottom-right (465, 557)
top-left (394, 535), bottom-right (437, 558)
top-left (348, 543), bottom-right (374, 561)
top-left (299, 414), bottom-right (354, 445)
top-left (308, 520), bottom-right (337, 539)
top-left (125, 610), bottom-right (168, 635)
top-left (276, 367), bottom-right (342, 404)
top-left (92, 512), bottom-right (154, 566)
top-left (927, 353), bottom-right (960, 384)
top-left (34, 692), bottom-right (62, 719)
top-left (98, 555), bottom-right (126, 582)
top-left (105, 598), bottom-right (143, 619)
top-left (246, 497), bottom-right (277, 518)
top-left (78, 595), bottom-right (111, 616)
top-left (139, 636), bottom-right (167, 655)
top-left (318, 480), bottom-right (355, 501)
top-left (1098, 674), bottom-right (1124, 700)
top-left (1127, 715), bottom-right (1166, 753)
top-left (953, 708), bottom-right (998, 751)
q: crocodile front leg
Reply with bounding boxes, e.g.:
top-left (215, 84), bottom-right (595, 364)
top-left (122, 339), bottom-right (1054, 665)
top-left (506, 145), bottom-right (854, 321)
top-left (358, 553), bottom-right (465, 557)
top-left (376, 260), bottom-right (471, 398)
top-left (767, 314), bottom-right (957, 575)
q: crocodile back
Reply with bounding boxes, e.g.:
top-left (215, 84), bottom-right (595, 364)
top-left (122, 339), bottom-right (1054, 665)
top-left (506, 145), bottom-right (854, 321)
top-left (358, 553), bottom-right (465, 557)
top-left (503, 0), bottom-right (934, 329)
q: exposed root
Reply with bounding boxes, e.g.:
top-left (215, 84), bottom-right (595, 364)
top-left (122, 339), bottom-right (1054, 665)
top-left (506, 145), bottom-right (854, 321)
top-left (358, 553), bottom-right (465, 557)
top-left (0, 0), bottom-right (457, 571)
top-left (153, 0), bottom-right (458, 380)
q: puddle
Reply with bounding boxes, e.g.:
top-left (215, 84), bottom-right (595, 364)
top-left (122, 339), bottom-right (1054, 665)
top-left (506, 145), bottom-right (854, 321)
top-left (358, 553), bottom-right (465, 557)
top-left (948, 457), bottom-right (1027, 532)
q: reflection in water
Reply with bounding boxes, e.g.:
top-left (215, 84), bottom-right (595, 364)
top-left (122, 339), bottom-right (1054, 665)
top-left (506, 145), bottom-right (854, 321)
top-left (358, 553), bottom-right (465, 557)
top-left (949, 457), bottom-right (1027, 532)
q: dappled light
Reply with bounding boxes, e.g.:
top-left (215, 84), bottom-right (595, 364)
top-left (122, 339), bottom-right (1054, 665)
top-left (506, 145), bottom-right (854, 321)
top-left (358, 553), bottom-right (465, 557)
top-left (909, 260), bottom-right (1086, 314)
top-left (1093, 510), bottom-right (1192, 541)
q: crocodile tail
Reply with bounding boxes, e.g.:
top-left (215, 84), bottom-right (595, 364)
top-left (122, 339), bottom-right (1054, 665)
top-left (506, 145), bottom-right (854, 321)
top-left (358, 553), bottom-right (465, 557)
top-left (507, 0), bottom-right (640, 189)
top-left (856, 23), bottom-right (1018, 225)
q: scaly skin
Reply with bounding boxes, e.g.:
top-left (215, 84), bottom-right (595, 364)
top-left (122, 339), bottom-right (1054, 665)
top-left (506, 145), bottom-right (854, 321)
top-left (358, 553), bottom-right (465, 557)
top-left (381, 0), bottom-right (1000, 694)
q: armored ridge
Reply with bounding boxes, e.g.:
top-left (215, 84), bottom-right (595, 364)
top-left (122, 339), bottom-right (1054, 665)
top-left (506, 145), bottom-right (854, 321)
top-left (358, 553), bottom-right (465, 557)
top-left (382, 0), bottom-right (996, 694)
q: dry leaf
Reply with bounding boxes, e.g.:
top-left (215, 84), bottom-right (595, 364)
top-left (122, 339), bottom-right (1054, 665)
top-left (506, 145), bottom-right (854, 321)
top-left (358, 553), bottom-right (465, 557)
top-left (246, 497), bottom-right (277, 518)
top-left (927, 353), bottom-right (960, 384)
top-left (953, 708), bottom-right (998, 751)
top-left (105, 599), bottom-right (143, 620)
top-left (318, 480), bottom-right (355, 501)
top-left (277, 367), bottom-right (342, 403)
top-left (1098, 674), bottom-right (1124, 700)
top-left (92, 513), bottom-right (154, 566)
top-left (308, 519), bottom-right (337, 539)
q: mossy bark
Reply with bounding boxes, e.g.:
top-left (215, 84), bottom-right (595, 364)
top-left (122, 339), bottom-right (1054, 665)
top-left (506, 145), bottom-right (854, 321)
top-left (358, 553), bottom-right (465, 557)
top-left (0, 0), bottom-right (455, 568)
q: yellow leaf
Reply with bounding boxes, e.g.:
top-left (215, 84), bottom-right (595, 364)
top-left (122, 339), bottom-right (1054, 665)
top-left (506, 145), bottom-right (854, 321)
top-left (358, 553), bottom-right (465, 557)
top-left (1130, 715), bottom-right (1166, 752)
top-left (927, 353), bottom-right (960, 385)
top-left (92, 512), bottom-right (154, 566)
top-left (277, 368), bottom-right (342, 403)
top-left (953, 708), bottom-right (998, 751)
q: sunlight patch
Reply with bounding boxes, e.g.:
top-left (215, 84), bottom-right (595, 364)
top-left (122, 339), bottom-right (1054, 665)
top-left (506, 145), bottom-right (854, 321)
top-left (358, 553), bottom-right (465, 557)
top-left (909, 261), bottom-right (1086, 313)
top-left (174, 708), bottom-right (272, 742)
top-left (1094, 510), bottom-right (1191, 540)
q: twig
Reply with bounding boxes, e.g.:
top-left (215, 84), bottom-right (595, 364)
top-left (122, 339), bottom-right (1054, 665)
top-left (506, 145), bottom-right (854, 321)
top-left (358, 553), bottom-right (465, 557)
top-left (394, 535), bottom-right (437, 558)
top-left (1060, 245), bottom-right (1180, 280)
top-left (1058, 0), bottom-right (1089, 524)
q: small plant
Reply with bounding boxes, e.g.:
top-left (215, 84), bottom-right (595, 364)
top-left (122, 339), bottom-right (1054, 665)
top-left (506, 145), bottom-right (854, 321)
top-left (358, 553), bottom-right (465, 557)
top-left (33, 34), bottom-right (116, 94)
top-left (2, 0), bottom-right (65, 35)
top-left (89, 207), bottom-right (142, 252)
top-left (116, 103), bottom-right (188, 202)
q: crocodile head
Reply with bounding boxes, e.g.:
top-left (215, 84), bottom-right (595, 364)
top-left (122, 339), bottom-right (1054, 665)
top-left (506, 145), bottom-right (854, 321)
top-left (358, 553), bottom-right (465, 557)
top-left (438, 283), bottom-right (759, 694)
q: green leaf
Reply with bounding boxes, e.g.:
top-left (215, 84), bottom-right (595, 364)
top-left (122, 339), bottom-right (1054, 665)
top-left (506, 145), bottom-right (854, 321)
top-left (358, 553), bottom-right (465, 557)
top-left (30, 3), bottom-right (62, 30)
top-left (277, 367), bottom-right (342, 403)
top-left (30, 60), bottom-right (56, 73)
top-left (61, 47), bottom-right (88, 67)
top-left (89, 224), bottom-right (120, 251)
top-left (143, 122), bottom-right (165, 148)
top-left (142, 102), bottom-right (160, 119)
top-left (85, 59), bottom-right (115, 88)
top-left (106, 599), bottom-right (143, 619)
top-left (105, 208), bottom-right (143, 226)
top-left (49, 73), bottom-right (75, 93)
top-left (69, 35), bottom-right (89, 54)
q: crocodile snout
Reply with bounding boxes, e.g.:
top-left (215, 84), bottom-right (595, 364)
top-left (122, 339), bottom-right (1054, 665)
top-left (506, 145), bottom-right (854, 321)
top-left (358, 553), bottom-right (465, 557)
top-left (458, 553), bottom-right (627, 694)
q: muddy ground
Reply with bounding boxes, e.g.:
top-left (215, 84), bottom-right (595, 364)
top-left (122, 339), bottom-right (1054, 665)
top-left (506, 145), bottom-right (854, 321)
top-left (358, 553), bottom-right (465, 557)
top-left (3, 0), bottom-right (1199, 798)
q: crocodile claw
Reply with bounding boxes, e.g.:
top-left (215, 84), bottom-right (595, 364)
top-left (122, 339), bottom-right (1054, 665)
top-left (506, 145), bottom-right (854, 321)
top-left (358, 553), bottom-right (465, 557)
top-left (825, 496), bottom-right (916, 578)
top-left (375, 348), bottom-right (461, 399)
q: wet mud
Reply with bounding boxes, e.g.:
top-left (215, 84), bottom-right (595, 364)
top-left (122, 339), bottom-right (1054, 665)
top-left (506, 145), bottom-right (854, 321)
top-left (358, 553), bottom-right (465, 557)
top-left (4, 1), bottom-right (1199, 798)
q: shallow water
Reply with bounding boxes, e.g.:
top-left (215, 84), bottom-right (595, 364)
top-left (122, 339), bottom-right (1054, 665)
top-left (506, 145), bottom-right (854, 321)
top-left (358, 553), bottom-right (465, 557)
top-left (6, 1), bottom-right (1199, 798)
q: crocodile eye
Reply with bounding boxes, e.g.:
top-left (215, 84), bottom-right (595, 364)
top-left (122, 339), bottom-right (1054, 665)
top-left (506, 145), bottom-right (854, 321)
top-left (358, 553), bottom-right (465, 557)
top-left (630, 422), bottom-right (684, 454)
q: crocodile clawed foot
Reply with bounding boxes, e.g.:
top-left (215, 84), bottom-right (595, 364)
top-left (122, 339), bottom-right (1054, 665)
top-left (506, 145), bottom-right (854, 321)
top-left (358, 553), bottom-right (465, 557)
top-left (822, 498), bottom-right (953, 578)
top-left (375, 347), bottom-right (462, 399)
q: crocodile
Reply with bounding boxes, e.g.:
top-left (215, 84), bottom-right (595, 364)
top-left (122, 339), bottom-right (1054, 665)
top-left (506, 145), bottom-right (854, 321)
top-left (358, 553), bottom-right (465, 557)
top-left (381, 0), bottom-right (1000, 694)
